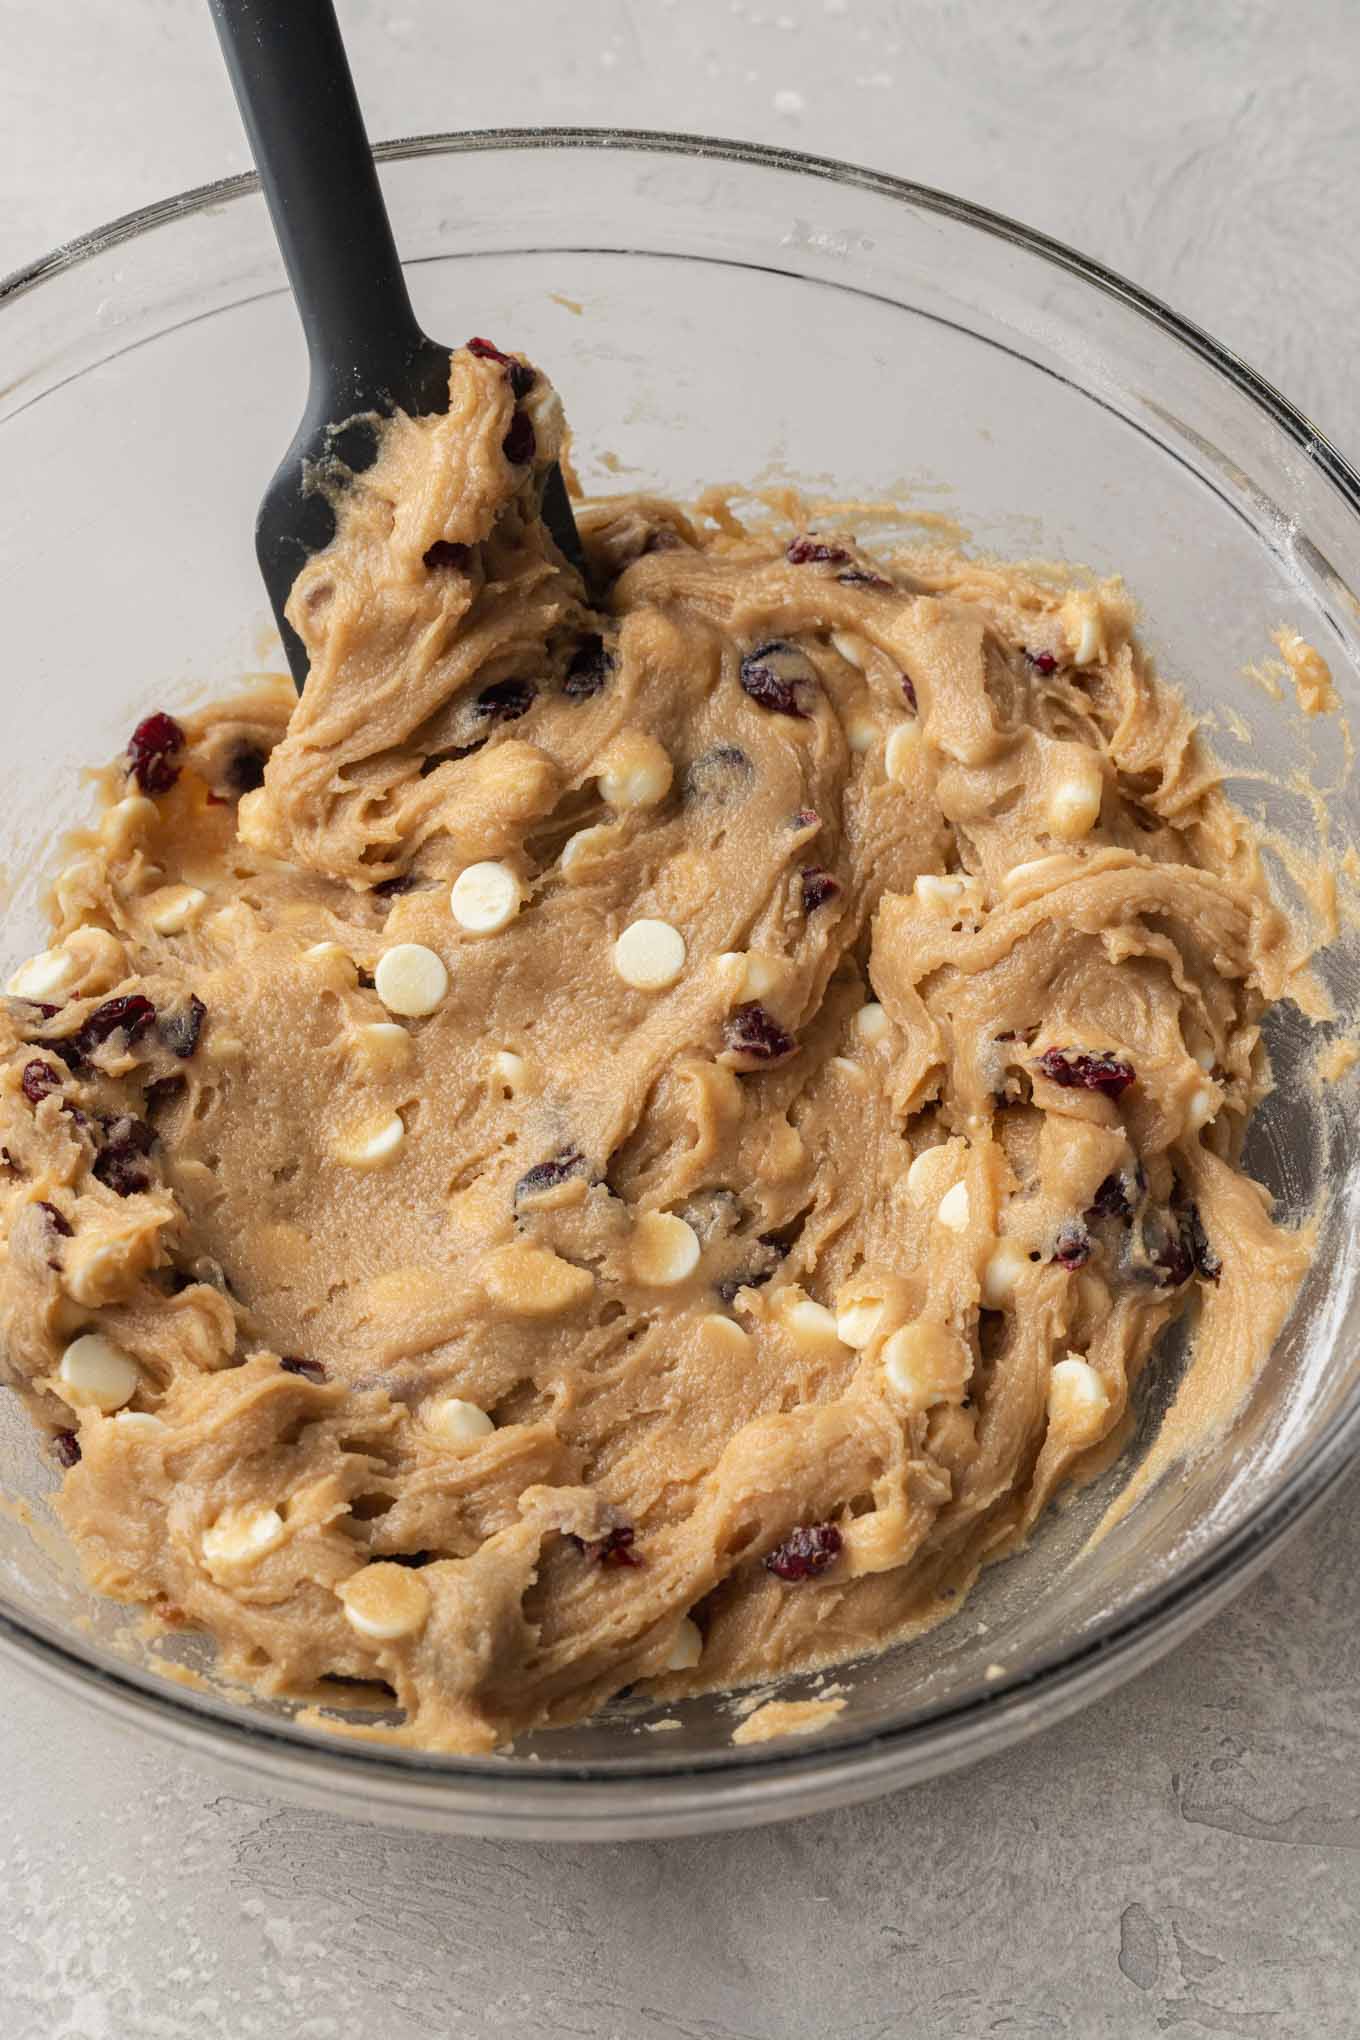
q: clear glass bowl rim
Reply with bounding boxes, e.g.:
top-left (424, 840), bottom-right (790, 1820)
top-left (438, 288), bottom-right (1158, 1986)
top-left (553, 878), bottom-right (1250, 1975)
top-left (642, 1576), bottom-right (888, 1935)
top-left (3, 125), bottom-right (1359, 1826)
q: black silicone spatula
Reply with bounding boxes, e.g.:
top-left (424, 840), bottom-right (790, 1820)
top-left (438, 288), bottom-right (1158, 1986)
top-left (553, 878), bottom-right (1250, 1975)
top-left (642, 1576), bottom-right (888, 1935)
top-left (208, 0), bottom-right (582, 689)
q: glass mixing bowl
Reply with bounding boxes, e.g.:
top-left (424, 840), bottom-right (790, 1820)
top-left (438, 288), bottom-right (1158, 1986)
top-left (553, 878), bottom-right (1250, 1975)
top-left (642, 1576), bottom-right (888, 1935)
top-left (3, 131), bottom-right (1359, 1840)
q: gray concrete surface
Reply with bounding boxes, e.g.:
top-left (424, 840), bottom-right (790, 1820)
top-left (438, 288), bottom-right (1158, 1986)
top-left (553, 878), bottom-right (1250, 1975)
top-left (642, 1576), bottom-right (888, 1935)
top-left (4, 1), bottom-right (1360, 2033)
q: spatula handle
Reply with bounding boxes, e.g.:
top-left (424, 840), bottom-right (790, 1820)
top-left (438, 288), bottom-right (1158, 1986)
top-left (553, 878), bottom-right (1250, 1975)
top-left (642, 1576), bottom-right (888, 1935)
top-left (207, 0), bottom-right (443, 415)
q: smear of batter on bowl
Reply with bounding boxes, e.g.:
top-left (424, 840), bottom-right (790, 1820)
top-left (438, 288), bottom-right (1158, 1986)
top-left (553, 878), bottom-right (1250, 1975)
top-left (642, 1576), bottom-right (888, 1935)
top-left (0, 343), bottom-right (1323, 1753)
top-left (731, 1695), bottom-right (847, 1745)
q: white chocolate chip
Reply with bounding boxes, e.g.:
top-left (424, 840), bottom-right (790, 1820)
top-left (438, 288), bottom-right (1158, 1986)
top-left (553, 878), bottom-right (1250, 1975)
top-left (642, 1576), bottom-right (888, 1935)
top-left (334, 1112), bottom-right (405, 1169)
top-left (424, 1397), bottom-right (495, 1450)
top-left (981, 1239), bottom-right (1030, 1309)
top-left (113, 1412), bottom-right (166, 1439)
top-left (339, 1562), bottom-right (431, 1642)
top-left (52, 857), bottom-right (103, 923)
top-left (7, 948), bottom-right (79, 1001)
top-left (57, 1333), bottom-right (140, 1413)
top-left (492, 1048), bottom-right (527, 1095)
top-left (1046, 755), bottom-right (1103, 841)
top-left (302, 941), bottom-right (359, 987)
top-left (854, 1002), bottom-right (890, 1047)
top-left (1001, 854), bottom-right (1072, 895)
top-left (100, 794), bottom-right (159, 854)
top-left (1192, 1043), bottom-right (1216, 1072)
top-left (598, 731), bottom-right (673, 810)
top-left (882, 1321), bottom-right (969, 1411)
top-left (202, 1505), bottom-right (285, 1571)
top-left (1186, 1085), bottom-right (1218, 1131)
top-left (481, 1242), bottom-right (595, 1315)
top-left (742, 953), bottom-right (783, 999)
top-left (936, 1180), bottom-right (971, 1232)
top-left (62, 1233), bottom-right (143, 1309)
top-left (700, 1313), bottom-right (753, 1356)
top-left (845, 713), bottom-right (879, 754)
top-left (632, 1211), bottom-right (701, 1286)
top-left (914, 873), bottom-right (965, 907)
top-left (1061, 595), bottom-right (1105, 668)
top-left (829, 1054), bottom-right (868, 1090)
top-left (906, 1146), bottom-right (950, 1203)
top-left (665, 1616), bottom-right (704, 1671)
top-left (374, 942), bottom-right (448, 1017)
top-left (779, 1290), bottom-right (847, 1352)
top-left (835, 1292), bottom-right (885, 1348)
top-left (146, 885), bottom-right (207, 935)
top-left (613, 919), bottom-right (686, 991)
top-left (831, 629), bottom-right (869, 671)
top-left (352, 1021), bottom-right (413, 1073)
top-left (560, 822), bottom-right (625, 879)
top-left (451, 860), bottom-right (523, 935)
top-left (884, 722), bottom-right (920, 781)
top-left (1047, 1355), bottom-right (1110, 1436)
top-left (715, 951), bottom-right (784, 1001)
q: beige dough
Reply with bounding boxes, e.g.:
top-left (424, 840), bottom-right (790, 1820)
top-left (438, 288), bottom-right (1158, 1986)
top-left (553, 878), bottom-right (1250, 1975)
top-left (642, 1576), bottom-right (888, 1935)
top-left (0, 344), bottom-right (1315, 1752)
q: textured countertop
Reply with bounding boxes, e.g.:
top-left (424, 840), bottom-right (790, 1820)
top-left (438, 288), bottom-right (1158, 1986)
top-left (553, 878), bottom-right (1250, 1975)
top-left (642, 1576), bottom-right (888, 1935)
top-left (5, 3), bottom-right (1360, 2034)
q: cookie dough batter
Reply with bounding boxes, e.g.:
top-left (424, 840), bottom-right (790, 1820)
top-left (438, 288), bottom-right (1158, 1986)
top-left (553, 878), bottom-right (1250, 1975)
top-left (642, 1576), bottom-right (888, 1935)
top-left (0, 343), bottom-right (1314, 1751)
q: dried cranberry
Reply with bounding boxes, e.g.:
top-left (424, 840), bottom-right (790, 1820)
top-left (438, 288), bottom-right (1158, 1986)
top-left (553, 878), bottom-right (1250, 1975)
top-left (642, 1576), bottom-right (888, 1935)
top-left (723, 1003), bottom-right (797, 1066)
top-left (501, 410), bottom-right (536, 466)
top-left (280, 1356), bottom-right (327, 1383)
top-left (52, 1430), bottom-right (81, 1469)
top-left (13, 1000), bottom-right (58, 1022)
top-left (682, 745), bottom-right (753, 801)
top-left (1034, 1048), bottom-right (1135, 1100)
top-left (21, 1060), bottom-right (61, 1105)
top-left (714, 1259), bottom-right (778, 1306)
top-left (1175, 1196), bottom-right (1221, 1285)
top-left (371, 873), bottom-right (420, 898)
top-left (1154, 1224), bottom-right (1194, 1289)
top-left (127, 712), bottom-right (185, 796)
top-left (570, 1524), bottom-right (642, 1568)
top-left (792, 808), bottom-right (820, 832)
top-left (37, 1200), bottom-right (72, 1237)
top-left (158, 994), bottom-right (205, 1060)
top-left (142, 1075), bottom-right (185, 1115)
top-left (800, 868), bottom-right (841, 914)
top-left (739, 641), bottom-right (817, 719)
top-left (786, 536), bottom-right (849, 566)
top-left (838, 568), bottom-right (893, 591)
top-left (225, 746), bottom-right (267, 794)
top-left (514, 1148), bottom-right (587, 1204)
top-left (474, 678), bottom-right (536, 722)
top-left (92, 1115), bottom-right (156, 1198)
top-left (765, 1521), bottom-right (842, 1581)
top-left (422, 539), bottom-right (472, 573)
top-left (1051, 1225), bottom-right (1091, 1270)
top-left (467, 337), bottom-right (535, 400)
top-left (467, 335), bottom-right (514, 367)
top-left (64, 995), bottom-right (157, 1071)
top-left (563, 635), bottom-right (612, 701)
top-left (1026, 649), bottom-right (1059, 676)
top-left (1087, 1172), bottom-right (1133, 1222)
top-left (98, 1111), bottom-right (156, 1153)
top-left (901, 673), bottom-right (918, 713)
